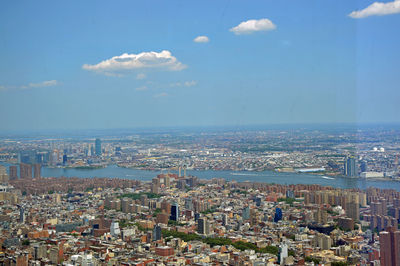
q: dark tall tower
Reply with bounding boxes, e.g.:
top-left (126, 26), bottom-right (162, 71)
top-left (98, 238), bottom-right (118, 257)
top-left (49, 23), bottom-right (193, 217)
top-left (95, 138), bottom-right (102, 156)
top-left (274, 208), bottom-right (282, 223)
top-left (198, 217), bottom-right (206, 234)
top-left (170, 203), bottom-right (179, 222)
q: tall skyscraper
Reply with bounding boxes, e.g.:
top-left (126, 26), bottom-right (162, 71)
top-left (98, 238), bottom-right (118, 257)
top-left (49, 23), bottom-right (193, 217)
top-left (170, 203), bottom-right (179, 221)
top-left (62, 154), bottom-right (68, 165)
top-left (164, 175), bottom-right (170, 188)
top-left (379, 227), bottom-right (400, 266)
top-left (19, 207), bottom-right (25, 223)
top-left (185, 198), bottom-right (193, 211)
top-left (9, 165), bottom-right (18, 180)
top-left (151, 178), bottom-right (160, 194)
top-left (153, 224), bottom-right (162, 241)
top-left (274, 208), bottom-right (283, 223)
top-left (20, 163), bottom-right (32, 179)
top-left (344, 157), bottom-right (357, 177)
top-left (0, 166), bottom-right (8, 183)
top-left (221, 213), bottom-right (228, 226)
top-left (95, 138), bottom-right (102, 156)
top-left (279, 243), bottom-right (288, 265)
top-left (242, 206), bottom-right (250, 220)
top-left (198, 217), bottom-right (210, 235)
top-left (33, 163), bottom-right (41, 179)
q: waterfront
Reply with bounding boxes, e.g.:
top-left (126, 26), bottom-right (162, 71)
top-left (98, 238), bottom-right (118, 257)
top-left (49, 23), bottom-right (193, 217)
top-left (1, 162), bottom-right (399, 191)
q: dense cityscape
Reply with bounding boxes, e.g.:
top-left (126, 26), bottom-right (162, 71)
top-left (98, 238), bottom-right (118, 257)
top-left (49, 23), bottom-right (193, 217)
top-left (2, 0), bottom-right (400, 265)
top-left (0, 127), bottom-right (399, 265)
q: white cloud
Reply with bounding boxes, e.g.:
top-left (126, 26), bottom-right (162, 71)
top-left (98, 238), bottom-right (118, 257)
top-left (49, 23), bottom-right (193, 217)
top-left (136, 73), bottom-right (146, 80)
top-left (194, 36), bottom-right (209, 43)
top-left (28, 80), bottom-right (58, 88)
top-left (154, 92), bottom-right (168, 98)
top-left (170, 80), bottom-right (197, 88)
top-left (0, 80), bottom-right (58, 91)
top-left (349, 0), bottom-right (400, 18)
top-left (136, 86), bottom-right (148, 91)
top-left (82, 50), bottom-right (186, 76)
top-left (184, 81), bottom-right (197, 87)
top-left (230, 18), bottom-right (276, 35)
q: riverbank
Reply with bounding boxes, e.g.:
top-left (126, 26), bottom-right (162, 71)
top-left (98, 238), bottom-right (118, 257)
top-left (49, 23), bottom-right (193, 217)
top-left (1, 162), bottom-right (399, 191)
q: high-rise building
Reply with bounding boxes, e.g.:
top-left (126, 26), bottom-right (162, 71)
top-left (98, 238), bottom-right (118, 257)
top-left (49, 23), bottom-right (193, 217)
top-left (315, 209), bottom-right (328, 224)
top-left (164, 175), bottom-right (170, 188)
top-left (156, 212), bottom-right (169, 224)
top-left (177, 179), bottom-right (186, 190)
top-left (151, 183), bottom-right (159, 194)
top-left (255, 196), bottom-right (262, 207)
top-left (153, 224), bottom-right (162, 241)
top-left (379, 227), bottom-right (400, 266)
top-left (33, 163), bottom-right (41, 178)
top-left (19, 207), bottom-right (25, 223)
top-left (185, 198), bottom-right (193, 210)
top-left (9, 165), bottom-right (18, 180)
top-left (346, 193), bottom-right (360, 221)
top-left (20, 163), bottom-right (32, 179)
top-left (242, 206), bottom-right (250, 220)
top-left (161, 201), bottom-right (171, 214)
top-left (250, 208), bottom-right (259, 226)
top-left (222, 213), bottom-right (228, 226)
top-left (95, 138), bottom-right (102, 156)
top-left (344, 157), bottom-right (357, 177)
top-left (198, 217), bottom-right (210, 235)
top-left (346, 202), bottom-right (360, 221)
top-left (62, 154), bottom-right (68, 165)
top-left (170, 203), bottom-right (179, 221)
top-left (121, 198), bottom-right (132, 213)
top-left (360, 160), bottom-right (367, 172)
top-left (198, 217), bottom-right (207, 234)
top-left (314, 233), bottom-right (332, 250)
top-left (33, 244), bottom-right (47, 260)
top-left (279, 243), bottom-right (288, 265)
top-left (110, 221), bottom-right (121, 236)
top-left (151, 178), bottom-right (160, 194)
top-left (0, 166), bottom-right (8, 183)
top-left (274, 208), bottom-right (283, 223)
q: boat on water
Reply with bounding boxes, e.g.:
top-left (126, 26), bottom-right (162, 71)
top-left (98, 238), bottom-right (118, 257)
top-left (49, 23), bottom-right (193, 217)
top-left (321, 176), bottom-right (335, 180)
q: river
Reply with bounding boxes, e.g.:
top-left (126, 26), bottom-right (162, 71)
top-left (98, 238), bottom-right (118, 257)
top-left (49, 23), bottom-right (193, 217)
top-left (1, 162), bottom-right (399, 191)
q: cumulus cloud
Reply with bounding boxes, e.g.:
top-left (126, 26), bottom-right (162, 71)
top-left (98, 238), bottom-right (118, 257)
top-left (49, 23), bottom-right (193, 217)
top-left (0, 80), bottom-right (58, 91)
top-left (349, 0), bottom-right (400, 18)
top-left (82, 50), bottom-right (186, 76)
top-left (194, 36), bottom-right (209, 43)
top-left (230, 18), bottom-right (276, 35)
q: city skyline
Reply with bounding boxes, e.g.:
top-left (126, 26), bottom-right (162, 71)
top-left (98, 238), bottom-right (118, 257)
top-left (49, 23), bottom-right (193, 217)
top-left (1, 0), bottom-right (400, 131)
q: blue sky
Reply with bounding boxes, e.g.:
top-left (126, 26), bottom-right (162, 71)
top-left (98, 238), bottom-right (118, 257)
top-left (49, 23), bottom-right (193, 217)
top-left (1, 0), bottom-right (400, 131)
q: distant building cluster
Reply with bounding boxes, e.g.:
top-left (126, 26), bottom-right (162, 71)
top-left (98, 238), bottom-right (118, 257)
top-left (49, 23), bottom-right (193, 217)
top-left (0, 168), bottom-right (399, 265)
